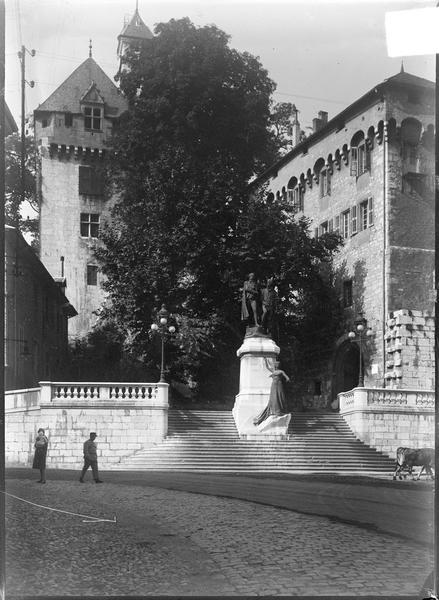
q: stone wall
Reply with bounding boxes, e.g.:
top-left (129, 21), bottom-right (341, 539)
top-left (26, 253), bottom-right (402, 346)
top-left (339, 387), bottom-right (434, 457)
top-left (5, 382), bottom-right (169, 469)
top-left (38, 152), bottom-right (113, 339)
top-left (384, 309), bottom-right (435, 389)
top-left (263, 84), bottom-right (434, 398)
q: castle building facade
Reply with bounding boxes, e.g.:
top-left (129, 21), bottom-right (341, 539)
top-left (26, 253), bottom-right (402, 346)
top-left (252, 70), bottom-right (435, 407)
top-left (34, 9), bottom-right (151, 340)
top-left (5, 226), bottom-right (76, 390)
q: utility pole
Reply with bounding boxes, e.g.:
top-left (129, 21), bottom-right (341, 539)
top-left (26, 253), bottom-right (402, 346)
top-left (0, 1), bottom-right (5, 599)
top-left (17, 45), bottom-right (35, 214)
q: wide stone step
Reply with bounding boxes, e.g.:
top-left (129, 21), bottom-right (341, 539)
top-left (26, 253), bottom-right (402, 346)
top-left (117, 408), bottom-right (394, 473)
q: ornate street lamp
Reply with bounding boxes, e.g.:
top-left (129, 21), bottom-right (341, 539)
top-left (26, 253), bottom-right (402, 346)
top-left (348, 314), bottom-right (373, 387)
top-left (150, 304), bottom-right (176, 383)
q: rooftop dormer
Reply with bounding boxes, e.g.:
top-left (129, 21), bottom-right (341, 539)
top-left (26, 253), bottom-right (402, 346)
top-left (34, 57), bottom-right (128, 152)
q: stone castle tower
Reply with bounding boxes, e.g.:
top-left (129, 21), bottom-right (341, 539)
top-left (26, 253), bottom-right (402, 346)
top-left (35, 8), bottom-right (152, 340)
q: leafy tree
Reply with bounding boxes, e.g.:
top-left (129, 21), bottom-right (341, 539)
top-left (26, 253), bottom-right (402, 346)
top-left (97, 18), bottom-right (342, 399)
top-left (5, 132), bottom-right (39, 248)
top-left (269, 102), bottom-right (307, 156)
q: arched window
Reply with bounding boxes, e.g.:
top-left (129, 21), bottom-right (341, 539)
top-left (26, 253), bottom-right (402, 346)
top-left (314, 157), bottom-right (330, 198)
top-left (350, 131), bottom-right (370, 177)
top-left (287, 176), bottom-right (304, 212)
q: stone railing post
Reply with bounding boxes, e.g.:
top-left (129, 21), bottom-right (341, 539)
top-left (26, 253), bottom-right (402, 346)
top-left (154, 382), bottom-right (169, 437)
top-left (39, 381), bottom-right (53, 404)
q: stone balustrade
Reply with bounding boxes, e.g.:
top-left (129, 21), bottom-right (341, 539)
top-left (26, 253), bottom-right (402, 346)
top-left (338, 387), bottom-right (435, 457)
top-left (39, 381), bottom-right (167, 406)
top-left (5, 381), bottom-right (169, 469)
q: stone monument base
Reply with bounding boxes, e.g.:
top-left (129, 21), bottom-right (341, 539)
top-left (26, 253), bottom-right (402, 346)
top-left (233, 329), bottom-right (291, 439)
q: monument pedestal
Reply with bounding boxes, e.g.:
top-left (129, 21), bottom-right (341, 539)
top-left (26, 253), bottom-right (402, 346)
top-left (232, 329), bottom-right (291, 439)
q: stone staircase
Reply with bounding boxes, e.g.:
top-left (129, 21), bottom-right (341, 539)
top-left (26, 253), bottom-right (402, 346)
top-left (115, 409), bottom-right (395, 473)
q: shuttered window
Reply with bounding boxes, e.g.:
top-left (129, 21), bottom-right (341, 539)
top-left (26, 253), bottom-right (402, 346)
top-left (350, 147), bottom-right (358, 176)
top-left (351, 143), bottom-right (370, 177)
top-left (351, 205), bottom-right (358, 235)
top-left (78, 166), bottom-right (105, 196)
top-left (87, 265), bottom-right (98, 286)
top-left (368, 197), bottom-right (374, 226)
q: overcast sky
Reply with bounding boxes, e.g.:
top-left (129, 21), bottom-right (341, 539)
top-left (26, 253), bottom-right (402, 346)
top-left (5, 0), bottom-right (436, 132)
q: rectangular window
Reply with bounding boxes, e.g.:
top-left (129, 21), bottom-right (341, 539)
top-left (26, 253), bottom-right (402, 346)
top-left (80, 213), bottom-right (100, 238)
top-left (360, 200), bottom-right (368, 230)
top-left (358, 144), bottom-right (370, 175)
top-left (287, 188), bottom-right (304, 212)
top-left (342, 210), bottom-right (350, 239)
top-left (334, 215), bottom-right (340, 233)
top-left (42, 118), bottom-right (48, 128)
top-left (343, 280), bottom-right (353, 307)
top-left (65, 113), bottom-right (73, 127)
top-left (351, 205), bottom-right (358, 235)
top-left (294, 187), bottom-right (304, 211)
top-left (351, 143), bottom-right (370, 177)
top-left (319, 221), bottom-right (328, 236)
top-left (328, 219), bottom-right (333, 233)
top-left (87, 265), bottom-right (98, 286)
top-left (84, 106), bottom-right (102, 131)
top-left (78, 165), bottom-right (105, 196)
top-left (320, 169), bottom-right (331, 197)
top-left (314, 227), bottom-right (319, 239)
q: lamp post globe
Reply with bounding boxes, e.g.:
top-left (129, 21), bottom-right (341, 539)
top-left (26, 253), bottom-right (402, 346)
top-left (349, 316), bottom-right (372, 388)
top-left (151, 303), bottom-right (175, 383)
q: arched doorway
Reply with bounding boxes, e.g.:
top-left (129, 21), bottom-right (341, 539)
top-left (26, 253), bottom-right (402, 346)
top-left (332, 341), bottom-right (360, 406)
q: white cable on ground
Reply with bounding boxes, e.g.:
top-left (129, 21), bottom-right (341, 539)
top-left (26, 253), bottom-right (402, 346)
top-left (2, 491), bottom-right (117, 523)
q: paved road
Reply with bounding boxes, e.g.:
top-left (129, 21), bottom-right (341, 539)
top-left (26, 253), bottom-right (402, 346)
top-left (4, 469), bottom-right (435, 597)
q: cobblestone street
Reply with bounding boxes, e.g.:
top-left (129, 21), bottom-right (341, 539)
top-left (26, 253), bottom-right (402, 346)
top-left (5, 476), bottom-right (434, 596)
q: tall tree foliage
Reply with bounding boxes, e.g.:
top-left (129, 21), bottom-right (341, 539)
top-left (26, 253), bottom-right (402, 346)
top-left (98, 18), bottom-right (342, 396)
top-left (5, 133), bottom-right (39, 247)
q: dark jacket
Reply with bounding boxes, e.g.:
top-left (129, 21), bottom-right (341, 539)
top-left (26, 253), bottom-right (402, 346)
top-left (83, 439), bottom-right (97, 461)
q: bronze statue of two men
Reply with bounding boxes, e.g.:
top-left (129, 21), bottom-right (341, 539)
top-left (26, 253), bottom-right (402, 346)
top-left (241, 273), bottom-right (279, 339)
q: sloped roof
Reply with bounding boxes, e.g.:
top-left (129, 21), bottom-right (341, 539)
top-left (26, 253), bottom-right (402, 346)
top-left (35, 57), bottom-right (127, 116)
top-left (251, 70), bottom-right (434, 188)
top-left (383, 70), bottom-right (434, 90)
top-left (118, 9), bottom-right (153, 41)
top-left (5, 226), bottom-right (77, 316)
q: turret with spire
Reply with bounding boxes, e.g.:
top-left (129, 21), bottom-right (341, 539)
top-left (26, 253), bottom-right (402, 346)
top-left (117, 2), bottom-right (153, 72)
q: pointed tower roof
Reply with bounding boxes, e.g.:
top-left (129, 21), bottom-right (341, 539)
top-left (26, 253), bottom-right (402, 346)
top-left (118, 8), bottom-right (153, 43)
top-left (35, 57), bottom-right (127, 116)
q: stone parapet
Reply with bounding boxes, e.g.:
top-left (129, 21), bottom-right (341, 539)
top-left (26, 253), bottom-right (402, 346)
top-left (384, 309), bottom-right (435, 389)
top-left (338, 387), bottom-right (434, 457)
top-left (5, 381), bottom-right (169, 469)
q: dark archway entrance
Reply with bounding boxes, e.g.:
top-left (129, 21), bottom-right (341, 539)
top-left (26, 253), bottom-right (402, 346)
top-left (332, 341), bottom-right (360, 405)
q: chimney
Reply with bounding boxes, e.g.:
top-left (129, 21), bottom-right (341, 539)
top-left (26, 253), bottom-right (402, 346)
top-left (318, 111), bottom-right (328, 126)
top-left (312, 111), bottom-right (328, 133)
top-left (312, 117), bottom-right (322, 133)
